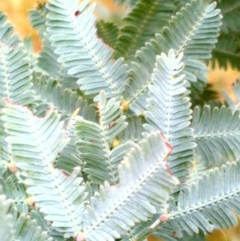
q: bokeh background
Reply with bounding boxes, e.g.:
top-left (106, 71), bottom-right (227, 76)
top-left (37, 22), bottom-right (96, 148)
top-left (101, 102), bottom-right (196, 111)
top-left (0, 0), bottom-right (239, 240)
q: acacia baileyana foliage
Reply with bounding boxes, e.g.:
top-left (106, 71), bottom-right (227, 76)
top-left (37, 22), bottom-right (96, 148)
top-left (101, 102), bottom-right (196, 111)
top-left (0, 0), bottom-right (240, 241)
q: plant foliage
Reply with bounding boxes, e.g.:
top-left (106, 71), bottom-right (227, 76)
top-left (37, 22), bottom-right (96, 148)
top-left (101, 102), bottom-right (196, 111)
top-left (0, 0), bottom-right (239, 241)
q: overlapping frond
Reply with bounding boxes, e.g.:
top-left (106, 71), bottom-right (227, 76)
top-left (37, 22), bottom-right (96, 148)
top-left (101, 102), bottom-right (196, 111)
top-left (0, 174), bottom-right (28, 213)
top-left (37, 38), bottom-right (64, 78)
top-left (191, 105), bottom-right (240, 166)
top-left (1, 102), bottom-right (87, 238)
top-left (0, 42), bottom-right (34, 105)
top-left (145, 50), bottom-right (195, 181)
top-left (0, 11), bottom-right (20, 47)
top-left (29, 2), bottom-right (48, 37)
top-left (32, 73), bottom-right (96, 120)
top-left (38, 37), bottom-right (80, 89)
top-left (56, 137), bottom-right (83, 174)
top-left (76, 91), bottom-right (130, 184)
top-left (157, 162), bottom-right (240, 238)
top-left (46, 0), bottom-right (128, 98)
top-left (126, 0), bottom-right (221, 114)
top-left (29, 4), bottom-right (74, 84)
top-left (0, 193), bottom-right (15, 240)
top-left (117, 115), bottom-right (144, 142)
top-left (0, 191), bottom-right (53, 241)
top-left (96, 21), bottom-right (119, 50)
top-left (0, 10), bottom-right (33, 104)
top-left (14, 213), bottom-right (54, 241)
top-left (114, 0), bottom-right (175, 59)
top-left (79, 132), bottom-right (179, 241)
top-left (55, 115), bottom-right (84, 174)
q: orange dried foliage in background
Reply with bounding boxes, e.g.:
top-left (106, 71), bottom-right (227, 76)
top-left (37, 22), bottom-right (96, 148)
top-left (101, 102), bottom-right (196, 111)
top-left (0, 0), bottom-right (40, 50)
top-left (0, 0), bottom-right (120, 51)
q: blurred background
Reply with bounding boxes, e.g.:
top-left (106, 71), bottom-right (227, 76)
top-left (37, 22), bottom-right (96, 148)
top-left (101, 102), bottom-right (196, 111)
top-left (0, 0), bottom-right (239, 240)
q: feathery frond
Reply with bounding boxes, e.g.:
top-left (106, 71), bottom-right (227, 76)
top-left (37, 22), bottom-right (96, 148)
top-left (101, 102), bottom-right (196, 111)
top-left (37, 38), bottom-right (65, 78)
top-left (0, 42), bottom-right (34, 105)
top-left (76, 91), bottom-right (129, 184)
top-left (114, 0), bottom-right (175, 59)
top-left (0, 0), bottom-right (239, 240)
top-left (0, 191), bottom-right (53, 241)
top-left (158, 162), bottom-right (240, 238)
top-left (1, 102), bottom-right (87, 238)
top-left (0, 174), bottom-right (28, 213)
top-left (0, 11), bottom-right (20, 47)
top-left (145, 50), bottom-right (195, 181)
top-left (0, 9), bottom-right (32, 100)
top-left (192, 105), bottom-right (240, 167)
top-left (126, 0), bottom-right (221, 114)
top-left (0, 193), bottom-right (15, 240)
top-left (32, 73), bottom-right (96, 120)
top-left (38, 37), bottom-right (80, 89)
top-left (46, 0), bottom-right (128, 98)
top-left (29, 2), bottom-right (48, 37)
top-left (29, 4), bottom-right (76, 85)
top-left (14, 213), bottom-right (54, 241)
top-left (96, 21), bottom-right (119, 50)
top-left (117, 115), bottom-right (144, 142)
top-left (80, 132), bottom-right (179, 241)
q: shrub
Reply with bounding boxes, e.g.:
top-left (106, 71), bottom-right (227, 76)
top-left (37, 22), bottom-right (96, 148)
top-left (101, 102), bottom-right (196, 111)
top-left (0, 0), bottom-right (240, 240)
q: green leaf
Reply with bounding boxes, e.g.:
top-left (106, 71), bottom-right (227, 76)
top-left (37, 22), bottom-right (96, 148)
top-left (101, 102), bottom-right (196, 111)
top-left (1, 102), bottom-right (87, 238)
top-left (126, 0), bottom-right (221, 114)
top-left (0, 14), bottom-right (32, 104)
top-left (145, 50), bottom-right (196, 181)
top-left (0, 193), bottom-right (15, 240)
top-left (117, 115), bottom-right (145, 142)
top-left (37, 38), bottom-right (66, 79)
top-left (114, 0), bottom-right (175, 59)
top-left (161, 162), bottom-right (240, 237)
top-left (0, 43), bottom-right (34, 105)
top-left (46, 0), bottom-right (128, 98)
top-left (32, 73), bottom-right (96, 120)
top-left (29, 2), bottom-right (48, 37)
top-left (96, 20), bottom-right (119, 49)
top-left (0, 174), bottom-right (28, 213)
top-left (80, 132), bottom-right (179, 241)
top-left (14, 213), bottom-right (53, 241)
top-left (192, 105), bottom-right (240, 167)
top-left (0, 11), bottom-right (20, 46)
top-left (31, 210), bottom-right (66, 241)
top-left (0, 190), bottom-right (52, 241)
top-left (76, 91), bottom-right (130, 184)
